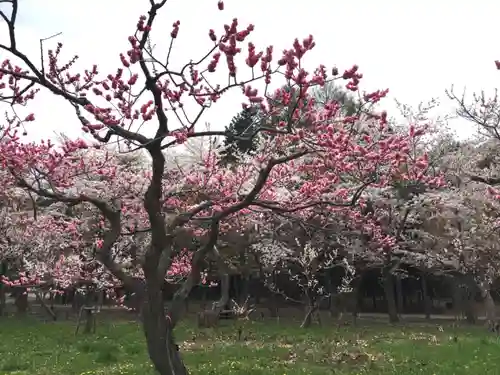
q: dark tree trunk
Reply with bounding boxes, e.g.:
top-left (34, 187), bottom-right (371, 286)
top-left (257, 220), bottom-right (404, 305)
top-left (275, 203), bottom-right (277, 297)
top-left (142, 277), bottom-right (188, 375)
top-left (267, 298), bottom-right (278, 318)
top-left (351, 279), bottom-right (363, 324)
top-left (35, 291), bottom-right (57, 321)
top-left (395, 275), bottom-right (404, 314)
top-left (84, 308), bottom-right (94, 333)
top-left (465, 277), bottom-right (478, 324)
top-left (327, 277), bottom-right (341, 319)
top-left (49, 291), bottom-right (55, 310)
top-left (421, 273), bottom-right (431, 320)
top-left (239, 250), bottom-right (250, 304)
top-left (142, 299), bottom-right (188, 375)
top-left (300, 303), bottom-right (318, 328)
top-left (383, 273), bottom-right (399, 323)
top-left (201, 286), bottom-right (207, 308)
top-left (212, 273), bottom-right (230, 313)
top-left (72, 289), bottom-right (84, 314)
top-left (452, 276), bottom-right (477, 324)
top-left (254, 292), bottom-right (260, 304)
top-left (482, 286), bottom-right (497, 330)
top-left (266, 273), bottom-right (279, 318)
top-left (451, 278), bottom-right (463, 321)
top-left (0, 283), bottom-right (5, 317)
top-left (0, 262), bottom-right (6, 316)
top-left (240, 274), bottom-right (250, 304)
top-left (464, 294), bottom-right (477, 324)
top-left (83, 288), bottom-right (96, 334)
top-left (15, 288), bottom-right (28, 315)
top-left (329, 293), bottom-right (342, 319)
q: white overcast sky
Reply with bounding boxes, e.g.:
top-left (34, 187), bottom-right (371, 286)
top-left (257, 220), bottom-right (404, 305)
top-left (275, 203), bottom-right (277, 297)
top-left (0, 0), bottom-right (499, 143)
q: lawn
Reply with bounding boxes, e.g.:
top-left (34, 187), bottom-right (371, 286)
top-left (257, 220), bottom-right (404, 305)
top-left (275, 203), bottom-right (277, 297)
top-left (1, 316), bottom-right (499, 375)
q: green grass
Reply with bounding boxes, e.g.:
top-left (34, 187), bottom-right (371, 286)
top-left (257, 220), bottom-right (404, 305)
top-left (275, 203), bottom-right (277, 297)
top-left (1, 316), bottom-right (499, 374)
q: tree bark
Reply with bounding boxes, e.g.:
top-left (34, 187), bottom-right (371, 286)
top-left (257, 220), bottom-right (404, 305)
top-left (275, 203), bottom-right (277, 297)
top-left (463, 277), bottom-right (477, 324)
top-left (267, 297), bottom-right (279, 318)
top-left (240, 274), bottom-right (250, 304)
top-left (72, 289), bottom-right (84, 314)
top-left (483, 289), bottom-right (496, 327)
top-left (83, 308), bottom-right (94, 333)
top-left (0, 262), bottom-right (6, 316)
top-left (395, 275), bottom-right (404, 314)
top-left (464, 299), bottom-right (477, 324)
top-left (266, 273), bottom-right (279, 318)
top-left (451, 277), bottom-right (463, 321)
top-left (477, 281), bottom-right (496, 329)
top-left (329, 293), bottom-right (342, 319)
top-left (0, 285), bottom-right (5, 316)
top-left (383, 273), bottom-right (399, 323)
top-left (83, 289), bottom-right (95, 334)
top-left (451, 276), bottom-right (477, 324)
top-left (421, 273), bottom-right (431, 320)
top-left (300, 303), bottom-right (318, 328)
top-left (350, 276), bottom-right (363, 324)
top-left (238, 250), bottom-right (250, 304)
top-left (35, 291), bottom-right (57, 321)
top-left (142, 305), bottom-right (188, 375)
top-left (142, 281), bottom-right (188, 375)
top-left (212, 273), bottom-right (230, 313)
top-left (15, 288), bottom-right (28, 315)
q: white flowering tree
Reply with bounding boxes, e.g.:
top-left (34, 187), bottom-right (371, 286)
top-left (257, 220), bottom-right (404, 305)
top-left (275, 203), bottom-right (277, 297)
top-left (251, 218), bottom-right (356, 328)
top-left (381, 128), bottom-right (500, 325)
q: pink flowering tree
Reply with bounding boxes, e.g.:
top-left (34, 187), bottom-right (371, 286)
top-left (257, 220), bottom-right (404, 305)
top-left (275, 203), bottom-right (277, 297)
top-left (0, 181), bottom-right (27, 315)
top-left (0, 145), bottom-right (199, 295)
top-left (0, 1), bottom-right (440, 373)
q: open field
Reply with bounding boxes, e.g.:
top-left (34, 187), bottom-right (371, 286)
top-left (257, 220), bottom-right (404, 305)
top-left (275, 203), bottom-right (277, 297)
top-left (1, 317), bottom-right (499, 375)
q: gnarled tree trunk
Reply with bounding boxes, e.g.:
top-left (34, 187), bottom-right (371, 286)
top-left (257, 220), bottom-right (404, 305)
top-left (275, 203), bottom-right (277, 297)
top-left (142, 288), bottom-right (188, 375)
